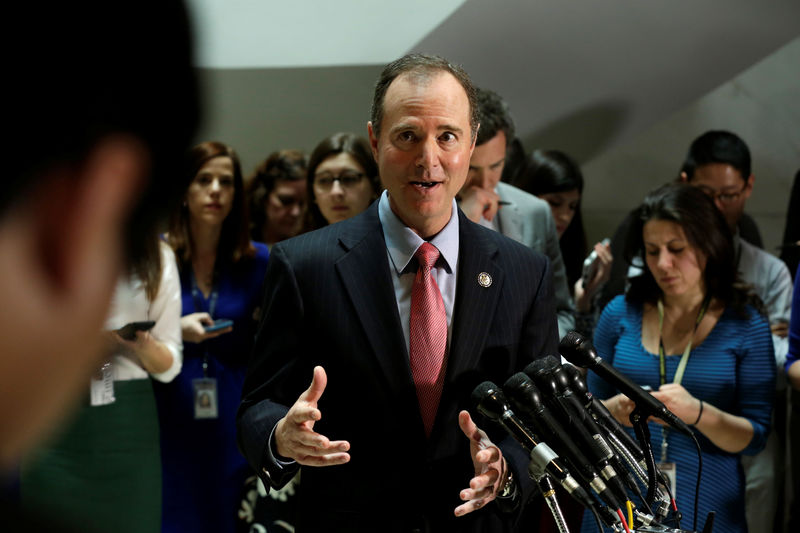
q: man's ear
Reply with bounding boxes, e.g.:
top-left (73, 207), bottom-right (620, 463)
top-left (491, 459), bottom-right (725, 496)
top-left (32, 136), bottom-right (148, 297)
top-left (470, 123), bottom-right (480, 154)
top-left (743, 173), bottom-right (755, 199)
top-left (367, 121), bottom-right (379, 163)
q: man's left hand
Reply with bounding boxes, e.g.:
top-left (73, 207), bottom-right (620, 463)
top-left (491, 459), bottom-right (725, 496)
top-left (454, 410), bottom-right (505, 517)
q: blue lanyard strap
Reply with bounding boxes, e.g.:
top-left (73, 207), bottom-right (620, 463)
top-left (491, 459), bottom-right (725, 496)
top-left (189, 267), bottom-right (219, 378)
top-left (189, 268), bottom-right (219, 319)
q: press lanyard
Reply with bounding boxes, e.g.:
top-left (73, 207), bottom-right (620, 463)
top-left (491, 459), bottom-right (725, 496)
top-left (657, 296), bottom-right (709, 462)
top-left (190, 268), bottom-right (218, 378)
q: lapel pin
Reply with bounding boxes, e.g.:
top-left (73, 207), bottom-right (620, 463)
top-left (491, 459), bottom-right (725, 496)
top-left (477, 272), bottom-right (492, 288)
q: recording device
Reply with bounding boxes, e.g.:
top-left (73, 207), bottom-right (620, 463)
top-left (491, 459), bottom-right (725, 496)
top-left (471, 381), bottom-right (594, 509)
top-left (503, 372), bottom-right (624, 511)
top-left (560, 362), bottom-right (674, 512)
top-left (203, 318), bottom-right (233, 333)
top-left (526, 357), bottom-right (631, 505)
top-left (561, 363), bottom-right (647, 463)
top-left (116, 320), bottom-right (156, 341)
top-left (559, 332), bottom-right (693, 437)
top-left (581, 238), bottom-right (610, 287)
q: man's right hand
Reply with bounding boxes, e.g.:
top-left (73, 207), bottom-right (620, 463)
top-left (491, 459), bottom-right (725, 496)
top-left (458, 185), bottom-right (501, 223)
top-left (275, 366), bottom-right (351, 466)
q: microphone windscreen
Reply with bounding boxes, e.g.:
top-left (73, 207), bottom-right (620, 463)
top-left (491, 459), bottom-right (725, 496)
top-left (524, 355), bottom-right (560, 378)
top-left (471, 381), bottom-right (507, 420)
top-left (558, 331), bottom-right (596, 367)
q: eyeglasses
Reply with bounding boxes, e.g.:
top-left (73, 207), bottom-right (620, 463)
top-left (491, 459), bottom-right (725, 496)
top-left (695, 184), bottom-right (748, 205)
top-left (313, 171), bottom-right (365, 192)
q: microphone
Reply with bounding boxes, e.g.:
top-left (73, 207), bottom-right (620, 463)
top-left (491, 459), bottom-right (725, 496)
top-left (561, 363), bottom-right (646, 462)
top-left (526, 357), bottom-right (631, 505)
top-left (558, 363), bottom-right (669, 505)
top-left (559, 332), bottom-right (693, 437)
top-left (503, 372), bottom-right (624, 511)
top-left (471, 381), bottom-right (593, 509)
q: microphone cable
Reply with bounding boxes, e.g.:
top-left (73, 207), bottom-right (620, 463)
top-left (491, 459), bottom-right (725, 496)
top-left (691, 433), bottom-right (703, 532)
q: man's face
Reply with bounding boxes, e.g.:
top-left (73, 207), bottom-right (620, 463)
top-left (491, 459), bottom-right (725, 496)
top-left (465, 130), bottom-right (506, 192)
top-left (686, 163), bottom-right (752, 232)
top-left (368, 71), bottom-right (475, 238)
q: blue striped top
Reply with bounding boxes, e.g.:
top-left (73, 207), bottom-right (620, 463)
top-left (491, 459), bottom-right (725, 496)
top-left (581, 295), bottom-right (775, 533)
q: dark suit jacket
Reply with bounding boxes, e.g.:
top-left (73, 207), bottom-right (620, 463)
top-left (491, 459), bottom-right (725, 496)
top-left (237, 204), bottom-right (558, 532)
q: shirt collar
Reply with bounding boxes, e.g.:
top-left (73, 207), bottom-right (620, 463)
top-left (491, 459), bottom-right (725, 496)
top-left (378, 190), bottom-right (459, 275)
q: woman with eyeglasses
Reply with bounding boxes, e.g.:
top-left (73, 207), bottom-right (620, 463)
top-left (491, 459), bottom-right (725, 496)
top-left (306, 132), bottom-right (381, 229)
top-left (154, 141), bottom-right (270, 533)
top-left (246, 149), bottom-right (308, 247)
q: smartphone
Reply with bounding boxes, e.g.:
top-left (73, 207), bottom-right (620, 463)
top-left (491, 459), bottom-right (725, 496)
top-left (203, 319), bottom-right (233, 333)
top-left (581, 238), bottom-right (610, 286)
top-left (116, 320), bottom-right (156, 341)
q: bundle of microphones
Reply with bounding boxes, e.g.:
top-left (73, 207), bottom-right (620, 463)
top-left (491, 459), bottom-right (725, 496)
top-left (471, 332), bottom-right (714, 533)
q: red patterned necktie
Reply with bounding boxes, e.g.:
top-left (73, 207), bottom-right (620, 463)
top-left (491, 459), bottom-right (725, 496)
top-left (409, 242), bottom-right (448, 437)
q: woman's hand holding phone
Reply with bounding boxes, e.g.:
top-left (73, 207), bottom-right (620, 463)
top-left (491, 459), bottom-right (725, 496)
top-left (181, 312), bottom-right (233, 343)
top-left (574, 240), bottom-right (613, 312)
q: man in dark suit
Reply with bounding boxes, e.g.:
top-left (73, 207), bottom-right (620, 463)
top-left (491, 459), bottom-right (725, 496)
top-left (237, 54), bottom-right (558, 532)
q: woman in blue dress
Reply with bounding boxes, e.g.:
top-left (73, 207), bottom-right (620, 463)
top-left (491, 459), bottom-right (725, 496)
top-left (154, 141), bottom-right (269, 533)
top-left (582, 184), bottom-right (774, 533)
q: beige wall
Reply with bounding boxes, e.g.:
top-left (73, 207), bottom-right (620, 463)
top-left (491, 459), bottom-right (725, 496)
top-left (580, 37), bottom-right (800, 256)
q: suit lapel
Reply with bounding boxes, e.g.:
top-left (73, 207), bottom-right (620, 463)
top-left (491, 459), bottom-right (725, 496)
top-left (446, 211), bottom-right (504, 392)
top-left (335, 207), bottom-right (414, 392)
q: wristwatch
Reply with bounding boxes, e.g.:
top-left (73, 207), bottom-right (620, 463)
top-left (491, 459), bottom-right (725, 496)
top-left (498, 468), bottom-right (516, 499)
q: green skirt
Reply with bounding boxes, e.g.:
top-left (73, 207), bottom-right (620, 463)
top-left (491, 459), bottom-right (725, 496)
top-left (21, 379), bottom-right (161, 533)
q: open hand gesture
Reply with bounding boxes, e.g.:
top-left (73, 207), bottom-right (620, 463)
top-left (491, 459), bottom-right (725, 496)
top-left (275, 366), bottom-right (350, 466)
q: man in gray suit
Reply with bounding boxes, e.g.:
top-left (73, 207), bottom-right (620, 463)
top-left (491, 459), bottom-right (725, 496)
top-left (458, 88), bottom-right (575, 338)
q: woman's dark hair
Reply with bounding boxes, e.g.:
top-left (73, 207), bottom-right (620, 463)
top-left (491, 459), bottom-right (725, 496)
top-left (625, 183), bottom-right (760, 317)
top-left (168, 141), bottom-right (254, 269)
top-left (131, 236), bottom-right (164, 303)
top-left (516, 149), bottom-right (587, 288)
top-left (246, 149), bottom-right (307, 241)
top-left (305, 132), bottom-right (380, 230)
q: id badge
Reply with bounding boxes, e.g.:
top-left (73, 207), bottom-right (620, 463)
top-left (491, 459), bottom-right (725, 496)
top-left (90, 362), bottom-right (115, 406)
top-left (193, 377), bottom-right (218, 419)
top-left (657, 462), bottom-right (677, 499)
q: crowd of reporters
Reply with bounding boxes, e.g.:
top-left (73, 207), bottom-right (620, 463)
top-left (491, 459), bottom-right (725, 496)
top-left (3, 2), bottom-right (799, 532)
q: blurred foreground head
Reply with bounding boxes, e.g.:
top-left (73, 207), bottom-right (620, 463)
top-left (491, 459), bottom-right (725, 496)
top-left (0, 0), bottom-right (199, 469)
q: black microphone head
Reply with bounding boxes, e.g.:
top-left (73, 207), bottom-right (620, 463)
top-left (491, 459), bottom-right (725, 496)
top-left (549, 363), bottom-right (574, 393)
top-left (471, 381), bottom-right (510, 421)
top-left (503, 372), bottom-right (545, 415)
top-left (524, 355), bottom-right (560, 378)
top-left (561, 363), bottom-right (589, 396)
top-left (558, 331), bottom-right (600, 368)
top-left (525, 358), bottom-right (561, 397)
